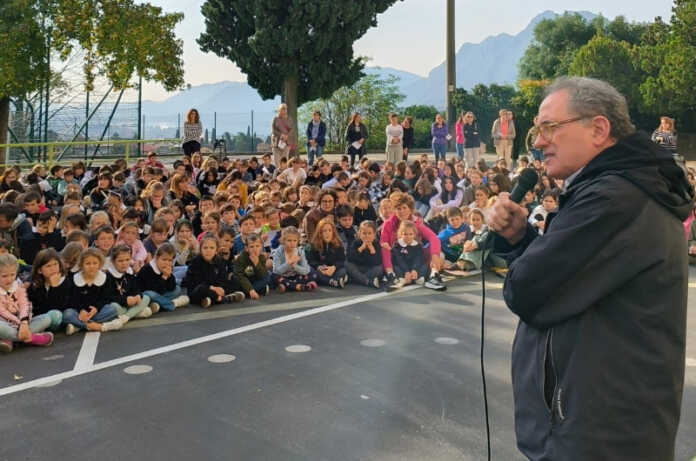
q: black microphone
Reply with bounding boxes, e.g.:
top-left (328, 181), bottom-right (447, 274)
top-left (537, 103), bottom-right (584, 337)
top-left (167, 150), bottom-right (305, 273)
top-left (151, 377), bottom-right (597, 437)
top-left (509, 168), bottom-right (540, 204)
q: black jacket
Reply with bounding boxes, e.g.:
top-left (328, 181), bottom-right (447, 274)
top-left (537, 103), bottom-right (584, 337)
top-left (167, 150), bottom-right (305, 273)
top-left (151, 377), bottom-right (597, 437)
top-left (27, 275), bottom-right (74, 315)
top-left (353, 205), bottom-right (377, 226)
top-left (105, 266), bottom-right (140, 306)
top-left (347, 239), bottom-right (382, 267)
top-left (307, 244), bottom-right (345, 269)
top-left (70, 270), bottom-right (109, 312)
top-left (136, 260), bottom-right (177, 294)
top-left (494, 133), bottom-right (692, 461)
top-left (182, 254), bottom-right (227, 289)
top-left (391, 240), bottom-right (427, 277)
top-left (20, 230), bottom-right (65, 266)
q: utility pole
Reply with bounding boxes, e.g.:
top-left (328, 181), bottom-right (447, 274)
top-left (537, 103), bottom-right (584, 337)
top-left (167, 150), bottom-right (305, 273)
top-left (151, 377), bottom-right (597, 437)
top-left (137, 75), bottom-right (142, 155)
top-left (445, 0), bottom-right (456, 150)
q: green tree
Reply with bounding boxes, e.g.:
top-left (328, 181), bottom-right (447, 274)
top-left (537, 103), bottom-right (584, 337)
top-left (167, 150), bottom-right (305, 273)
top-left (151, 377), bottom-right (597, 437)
top-left (403, 105), bottom-right (438, 121)
top-left (198, 0), bottom-right (402, 147)
top-left (298, 74), bottom-right (404, 152)
top-left (0, 0), bottom-right (45, 162)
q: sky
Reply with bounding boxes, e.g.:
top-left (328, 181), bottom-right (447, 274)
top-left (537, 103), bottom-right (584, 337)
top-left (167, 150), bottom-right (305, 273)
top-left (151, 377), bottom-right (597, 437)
top-left (140, 0), bottom-right (674, 101)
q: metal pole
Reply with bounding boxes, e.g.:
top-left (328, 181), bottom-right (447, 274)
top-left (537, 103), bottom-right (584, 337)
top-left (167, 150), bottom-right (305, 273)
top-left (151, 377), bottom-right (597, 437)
top-left (251, 110), bottom-right (255, 153)
top-left (446, 0), bottom-right (456, 150)
top-left (85, 91), bottom-right (89, 160)
top-left (44, 28), bottom-right (51, 161)
top-left (137, 75), bottom-right (142, 155)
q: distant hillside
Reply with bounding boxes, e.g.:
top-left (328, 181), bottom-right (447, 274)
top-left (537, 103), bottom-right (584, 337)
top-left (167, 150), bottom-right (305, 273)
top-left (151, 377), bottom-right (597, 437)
top-left (142, 10), bottom-right (598, 136)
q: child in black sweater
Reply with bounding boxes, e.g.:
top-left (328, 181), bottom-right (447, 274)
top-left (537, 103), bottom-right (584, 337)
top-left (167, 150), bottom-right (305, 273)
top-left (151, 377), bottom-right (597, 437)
top-left (390, 221), bottom-right (428, 289)
top-left (62, 249), bottom-right (122, 334)
top-left (105, 245), bottom-right (153, 322)
top-left (137, 243), bottom-right (190, 312)
top-left (346, 221), bottom-right (383, 288)
top-left (182, 234), bottom-right (244, 308)
top-left (308, 217), bottom-right (347, 288)
top-left (26, 248), bottom-right (72, 331)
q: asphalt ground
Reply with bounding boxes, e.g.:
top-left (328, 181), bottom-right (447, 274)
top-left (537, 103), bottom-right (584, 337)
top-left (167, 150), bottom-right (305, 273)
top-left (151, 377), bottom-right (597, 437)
top-left (0, 272), bottom-right (695, 461)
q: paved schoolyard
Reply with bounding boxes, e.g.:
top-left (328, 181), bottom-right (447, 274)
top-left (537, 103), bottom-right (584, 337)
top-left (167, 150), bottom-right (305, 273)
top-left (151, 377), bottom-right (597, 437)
top-left (0, 272), bottom-right (695, 461)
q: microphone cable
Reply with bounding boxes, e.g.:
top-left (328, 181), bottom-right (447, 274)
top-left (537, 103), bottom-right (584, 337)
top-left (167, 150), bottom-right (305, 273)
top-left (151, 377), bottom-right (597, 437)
top-left (480, 248), bottom-right (492, 461)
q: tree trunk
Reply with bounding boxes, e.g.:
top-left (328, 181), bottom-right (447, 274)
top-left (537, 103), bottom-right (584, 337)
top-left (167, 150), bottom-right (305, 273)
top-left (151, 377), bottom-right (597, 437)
top-left (0, 97), bottom-right (9, 166)
top-left (283, 72), bottom-right (299, 157)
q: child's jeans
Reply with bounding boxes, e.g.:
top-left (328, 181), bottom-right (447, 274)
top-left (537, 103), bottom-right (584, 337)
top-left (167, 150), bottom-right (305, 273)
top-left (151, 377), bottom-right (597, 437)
top-left (314, 266), bottom-right (347, 286)
top-left (63, 304), bottom-right (120, 330)
top-left (272, 271), bottom-right (318, 291)
top-left (188, 284), bottom-right (223, 306)
top-left (0, 310), bottom-right (62, 340)
top-left (346, 262), bottom-right (383, 286)
top-left (104, 294), bottom-right (151, 320)
top-left (142, 287), bottom-right (182, 312)
top-left (245, 273), bottom-right (272, 295)
top-left (173, 266), bottom-right (188, 286)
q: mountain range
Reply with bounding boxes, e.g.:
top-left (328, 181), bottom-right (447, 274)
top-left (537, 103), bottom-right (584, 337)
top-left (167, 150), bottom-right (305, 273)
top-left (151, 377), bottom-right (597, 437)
top-left (142, 10), bottom-right (597, 137)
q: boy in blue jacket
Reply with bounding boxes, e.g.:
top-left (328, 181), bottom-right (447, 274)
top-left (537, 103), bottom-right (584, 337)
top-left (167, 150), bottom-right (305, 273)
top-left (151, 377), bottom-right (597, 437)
top-left (437, 207), bottom-right (471, 263)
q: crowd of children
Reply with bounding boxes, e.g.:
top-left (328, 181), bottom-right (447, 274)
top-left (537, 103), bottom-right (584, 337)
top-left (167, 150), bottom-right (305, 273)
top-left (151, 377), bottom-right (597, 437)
top-left (0, 149), bottom-right (563, 354)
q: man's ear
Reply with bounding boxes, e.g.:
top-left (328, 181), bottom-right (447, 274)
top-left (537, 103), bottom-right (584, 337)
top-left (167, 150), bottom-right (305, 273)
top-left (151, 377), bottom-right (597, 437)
top-left (591, 115), bottom-right (613, 146)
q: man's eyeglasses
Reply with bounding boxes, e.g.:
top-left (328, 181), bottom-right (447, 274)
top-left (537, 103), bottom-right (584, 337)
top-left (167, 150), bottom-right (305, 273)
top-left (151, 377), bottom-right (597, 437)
top-left (535, 117), bottom-right (587, 142)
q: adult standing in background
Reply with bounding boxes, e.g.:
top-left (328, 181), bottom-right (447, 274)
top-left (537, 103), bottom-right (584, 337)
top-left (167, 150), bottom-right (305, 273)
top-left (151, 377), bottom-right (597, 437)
top-left (402, 116), bottom-right (414, 161)
top-left (345, 113), bottom-right (368, 169)
top-left (652, 116), bottom-right (678, 153)
top-left (271, 103), bottom-right (294, 166)
top-left (462, 111), bottom-right (481, 168)
top-left (492, 109), bottom-right (516, 166)
top-left (455, 112), bottom-right (465, 162)
top-left (306, 110), bottom-right (326, 166)
top-left (385, 113), bottom-right (404, 165)
top-left (431, 113), bottom-right (449, 162)
top-left (526, 116), bottom-right (543, 162)
top-left (182, 108), bottom-right (203, 156)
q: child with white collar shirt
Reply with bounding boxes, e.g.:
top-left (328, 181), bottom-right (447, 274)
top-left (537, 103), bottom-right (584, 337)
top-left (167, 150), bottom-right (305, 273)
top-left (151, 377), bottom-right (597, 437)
top-left (390, 221), bottom-right (428, 289)
top-left (104, 244), bottom-right (153, 322)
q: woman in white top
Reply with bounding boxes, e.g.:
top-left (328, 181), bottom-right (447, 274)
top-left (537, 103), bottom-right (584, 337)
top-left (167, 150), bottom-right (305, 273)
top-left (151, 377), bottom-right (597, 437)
top-left (182, 109), bottom-right (203, 156)
top-left (385, 113), bottom-right (404, 164)
top-left (277, 157), bottom-right (307, 187)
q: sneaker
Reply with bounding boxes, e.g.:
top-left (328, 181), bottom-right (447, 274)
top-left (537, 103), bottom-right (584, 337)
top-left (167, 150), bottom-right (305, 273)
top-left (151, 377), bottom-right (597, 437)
top-left (65, 324), bottom-right (79, 336)
top-left (29, 332), bottom-right (54, 347)
top-left (118, 314), bottom-right (130, 325)
top-left (342, 274), bottom-right (349, 285)
top-left (264, 285), bottom-right (270, 296)
top-left (224, 291), bottom-right (245, 303)
top-left (200, 297), bottom-right (212, 308)
top-left (172, 295), bottom-right (190, 308)
top-left (136, 307), bottom-right (152, 319)
top-left (329, 279), bottom-right (340, 288)
top-left (372, 277), bottom-right (381, 289)
top-left (385, 272), bottom-right (397, 284)
top-left (424, 272), bottom-right (447, 291)
top-left (387, 278), bottom-right (405, 292)
top-left (149, 302), bottom-right (161, 314)
top-left (306, 281), bottom-right (318, 291)
top-left (100, 318), bottom-right (123, 332)
top-left (415, 276), bottom-right (425, 285)
top-left (0, 339), bottom-right (13, 353)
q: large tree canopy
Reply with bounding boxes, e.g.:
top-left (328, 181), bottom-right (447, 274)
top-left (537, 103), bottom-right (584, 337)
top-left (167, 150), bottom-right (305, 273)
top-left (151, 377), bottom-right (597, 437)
top-left (198, 0), bottom-right (401, 144)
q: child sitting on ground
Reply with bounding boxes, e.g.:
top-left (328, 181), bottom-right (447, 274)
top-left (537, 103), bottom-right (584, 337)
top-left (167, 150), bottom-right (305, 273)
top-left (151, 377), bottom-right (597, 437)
top-left (346, 220), bottom-right (383, 288)
top-left (389, 221), bottom-right (428, 289)
top-left (63, 249), bottom-right (122, 335)
top-left (438, 207), bottom-right (471, 264)
top-left (308, 217), bottom-right (348, 288)
top-left (104, 244), bottom-right (153, 322)
top-left (27, 248), bottom-right (73, 331)
top-left (170, 220), bottom-right (198, 284)
top-left (0, 253), bottom-right (57, 353)
top-left (272, 226), bottom-right (318, 292)
top-left (137, 243), bottom-right (190, 313)
top-left (182, 234), bottom-right (244, 308)
top-left (233, 234), bottom-right (272, 300)
top-left (528, 190), bottom-right (558, 235)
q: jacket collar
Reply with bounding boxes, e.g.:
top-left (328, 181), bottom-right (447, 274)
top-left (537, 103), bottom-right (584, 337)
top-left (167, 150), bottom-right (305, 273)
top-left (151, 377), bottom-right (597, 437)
top-left (74, 270), bottom-right (106, 287)
top-left (149, 258), bottom-right (161, 275)
top-left (0, 279), bottom-right (21, 296)
top-left (106, 262), bottom-right (132, 278)
top-left (397, 238), bottom-right (419, 247)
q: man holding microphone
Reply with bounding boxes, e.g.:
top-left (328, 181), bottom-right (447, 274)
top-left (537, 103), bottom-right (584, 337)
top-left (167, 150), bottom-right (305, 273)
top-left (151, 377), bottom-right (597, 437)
top-left (489, 77), bottom-right (692, 460)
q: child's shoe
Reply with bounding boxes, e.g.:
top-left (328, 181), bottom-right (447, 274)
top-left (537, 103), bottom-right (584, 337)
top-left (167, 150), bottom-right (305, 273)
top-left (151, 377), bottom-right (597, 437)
top-left (200, 297), bottom-right (212, 308)
top-left (118, 315), bottom-right (130, 325)
top-left (224, 292), bottom-right (245, 303)
top-left (149, 302), bottom-right (161, 314)
top-left (387, 278), bottom-right (405, 292)
top-left (29, 332), bottom-right (54, 347)
top-left (100, 318), bottom-right (123, 332)
top-left (172, 295), bottom-right (190, 308)
top-left (415, 276), bottom-right (425, 285)
top-left (372, 277), bottom-right (381, 289)
top-left (0, 339), bottom-right (13, 353)
top-left (65, 324), bottom-right (79, 336)
top-left (329, 278), bottom-right (341, 288)
top-left (306, 281), bottom-right (318, 291)
top-left (136, 307), bottom-right (152, 318)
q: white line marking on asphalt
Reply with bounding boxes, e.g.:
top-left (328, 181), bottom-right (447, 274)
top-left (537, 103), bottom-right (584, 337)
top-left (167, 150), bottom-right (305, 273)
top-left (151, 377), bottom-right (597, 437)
top-left (0, 286), bottom-right (419, 397)
top-left (73, 332), bottom-right (100, 372)
top-left (34, 379), bottom-right (62, 388)
top-left (285, 345), bottom-right (312, 353)
top-left (124, 365), bottom-right (152, 375)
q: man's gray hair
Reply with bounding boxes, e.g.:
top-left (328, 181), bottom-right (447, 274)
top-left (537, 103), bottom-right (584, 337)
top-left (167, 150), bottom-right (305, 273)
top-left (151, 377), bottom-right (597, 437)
top-left (545, 76), bottom-right (636, 140)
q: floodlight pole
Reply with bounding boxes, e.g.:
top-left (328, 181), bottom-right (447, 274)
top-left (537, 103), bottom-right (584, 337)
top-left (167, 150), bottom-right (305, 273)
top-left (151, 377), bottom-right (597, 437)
top-left (446, 0), bottom-right (456, 147)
